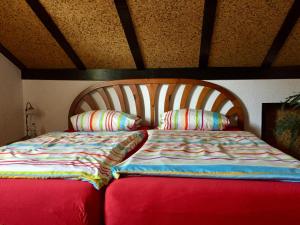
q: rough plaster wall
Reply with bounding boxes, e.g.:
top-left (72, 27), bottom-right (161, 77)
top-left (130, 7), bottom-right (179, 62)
top-left (22, 79), bottom-right (300, 137)
top-left (0, 53), bottom-right (24, 145)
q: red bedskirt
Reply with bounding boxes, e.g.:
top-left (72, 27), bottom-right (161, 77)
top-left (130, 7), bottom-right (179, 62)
top-left (105, 176), bottom-right (300, 225)
top-left (0, 179), bottom-right (103, 225)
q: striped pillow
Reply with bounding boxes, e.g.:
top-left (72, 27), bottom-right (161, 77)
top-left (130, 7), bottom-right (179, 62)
top-left (158, 109), bottom-right (230, 131)
top-left (71, 110), bottom-right (142, 131)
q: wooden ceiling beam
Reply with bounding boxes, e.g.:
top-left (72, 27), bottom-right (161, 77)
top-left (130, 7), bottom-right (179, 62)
top-left (22, 66), bottom-right (300, 80)
top-left (199, 0), bottom-right (217, 68)
top-left (26, 0), bottom-right (86, 69)
top-left (0, 42), bottom-right (26, 70)
top-left (114, 0), bottom-right (145, 70)
top-left (261, 0), bottom-right (300, 68)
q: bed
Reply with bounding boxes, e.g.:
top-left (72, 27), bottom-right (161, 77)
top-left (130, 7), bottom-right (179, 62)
top-left (0, 178), bottom-right (103, 225)
top-left (105, 177), bottom-right (300, 225)
top-left (0, 131), bottom-right (146, 225)
top-left (3, 78), bottom-right (299, 225)
top-left (66, 78), bottom-right (300, 225)
top-left (108, 130), bottom-right (300, 225)
top-left (0, 92), bottom-right (147, 225)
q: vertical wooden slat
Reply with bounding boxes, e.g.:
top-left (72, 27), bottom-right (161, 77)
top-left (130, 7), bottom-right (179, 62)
top-left (83, 94), bottom-right (98, 110)
top-left (196, 87), bottom-right (212, 109)
top-left (211, 94), bottom-right (228, 112)
top-left (226, 107), bottom-right (236, 117)
top-left (180, 84), bottom-right (193, 109)
top-left (113, 85), bottom-right (126, 112)
top-left (164, 84), bottom-right (177, 112)
top-left (129, 84), bottom-right (142, 116)
top-left (226, 106), bottom-right (244, 130)
top-left (104, 88), bottom-right (115, 111)
top-left (96, 88), bottom-right (111, 109)
top-left (146, 84), bottom-right (158, 126)
top-left (75, 107), bottom-right (84, 115)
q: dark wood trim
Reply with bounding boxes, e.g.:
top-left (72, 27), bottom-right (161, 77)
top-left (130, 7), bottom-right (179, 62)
top-left (22, 66), bottom-right (300, 80)
top-left (0, 43), bottom-right (26, 69)
top-left (114, 0), bottom-right (145, 70)
top-left (26, 0), bottom-right (86, 69)
top-left (261, 0), bottom-right (300, 68)
top-left (261, 103), bottom-right (282, 142)
top-left (261, 102), bottom-right (300, 159)
top-left (199, 0), bottom-right (217, 68)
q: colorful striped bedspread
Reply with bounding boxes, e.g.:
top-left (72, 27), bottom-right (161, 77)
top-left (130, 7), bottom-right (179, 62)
top-left (0, 131), bottom-right (145, 189)
top-left (112, 130), bottom-right (300, 182)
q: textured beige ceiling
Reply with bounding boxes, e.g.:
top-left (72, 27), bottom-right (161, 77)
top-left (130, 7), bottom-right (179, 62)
top-left (209, 0), bottom-right (293, 67)
top-left (0, 0), bottom-right (299, 69)
top-left (127, 0), bottom-right (204, 68)
top-left (0, 0), bottom-right (74, 68)
top-left (40, 0), bottom-right (135, 69)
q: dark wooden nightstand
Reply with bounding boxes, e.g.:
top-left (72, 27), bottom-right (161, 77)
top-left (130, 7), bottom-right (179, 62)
top-left (262, 103), bottom-right (300, 159)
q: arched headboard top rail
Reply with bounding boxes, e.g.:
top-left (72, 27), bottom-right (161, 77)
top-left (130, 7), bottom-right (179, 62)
top-left (68, 79), bottom-right (244, 129)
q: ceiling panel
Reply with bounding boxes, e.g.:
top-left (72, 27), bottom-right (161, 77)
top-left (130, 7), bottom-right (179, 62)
top-left (0, 0), bottom-right (74, 68)
top-left (274, 20), bottom-right (300, 66)
top-left (127, 0), bottom-right (204, 68)
top-left (40, 0), bottom-right (135, 69)
top-left (209, 0), bottom-right (293, 67)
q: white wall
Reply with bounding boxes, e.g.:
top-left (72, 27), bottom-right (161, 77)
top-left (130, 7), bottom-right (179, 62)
top-left (22, 79), bottom-right (300, 137)
top-left (22, 80), bottom-right (96, 134)
top-left (211, 80), bottom-right (300, 135)
top-left (0, 53), bottom-right (24, 145)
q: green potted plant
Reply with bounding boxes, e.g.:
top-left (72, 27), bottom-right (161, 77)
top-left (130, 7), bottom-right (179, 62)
top-left (274, 92), bottom-right (300, 159)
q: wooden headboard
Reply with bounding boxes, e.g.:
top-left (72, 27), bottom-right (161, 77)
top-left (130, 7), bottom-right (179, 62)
top-left (68, 79), bottom-right (244, 129)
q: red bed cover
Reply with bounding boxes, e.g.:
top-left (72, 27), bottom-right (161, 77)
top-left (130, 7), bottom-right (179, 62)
top-left (0, 179), bottom-right (104, 225)
top-left (105, 176), bottom-right (300, 225)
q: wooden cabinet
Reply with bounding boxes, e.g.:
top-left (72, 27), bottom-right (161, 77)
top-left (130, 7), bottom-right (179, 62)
top-left (262, 103), bottom-right (300, 159)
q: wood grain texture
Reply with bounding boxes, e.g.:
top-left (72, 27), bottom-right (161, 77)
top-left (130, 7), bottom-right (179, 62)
top-left (40, 0), bottom-right (135, 69)
top-left (0, 0), bottom-right (74, 68)
top-left (97, 88), bottom-right (112, 109)
top-left (274, 20), bottom-right (300, 66)
top-left (164, 84), bottom-right (177, 112)
top-left (129, 85), bottom-right (142, 116)
top-left (211, 94), bottom-right (228, 112)
top-left (75, 107), bottom-right (84, 115)
top-left (210, 0), bottom-right (293, 66)
top-left (83, 94), bottom-right (98, 111)
top-left (146, 84), bottom-right (159, 126)
top-left (104, 88), bottom-right (115, 111)
top-left (113, 85), bottom-right (126, 112)
top-left (196, 87), bottom-right (212, 109)
top-left (180, 84), bottom-right (193, 108)
top-left (68, 79), bottom-right (244, 129)
top-left (127, 0), bottom-right (204, 68)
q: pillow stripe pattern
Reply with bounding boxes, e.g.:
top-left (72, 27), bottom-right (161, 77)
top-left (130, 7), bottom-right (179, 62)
top-left (71, 110), bottom-right (141, 131)
top-left (158, 109), bottom-right (230, 131)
